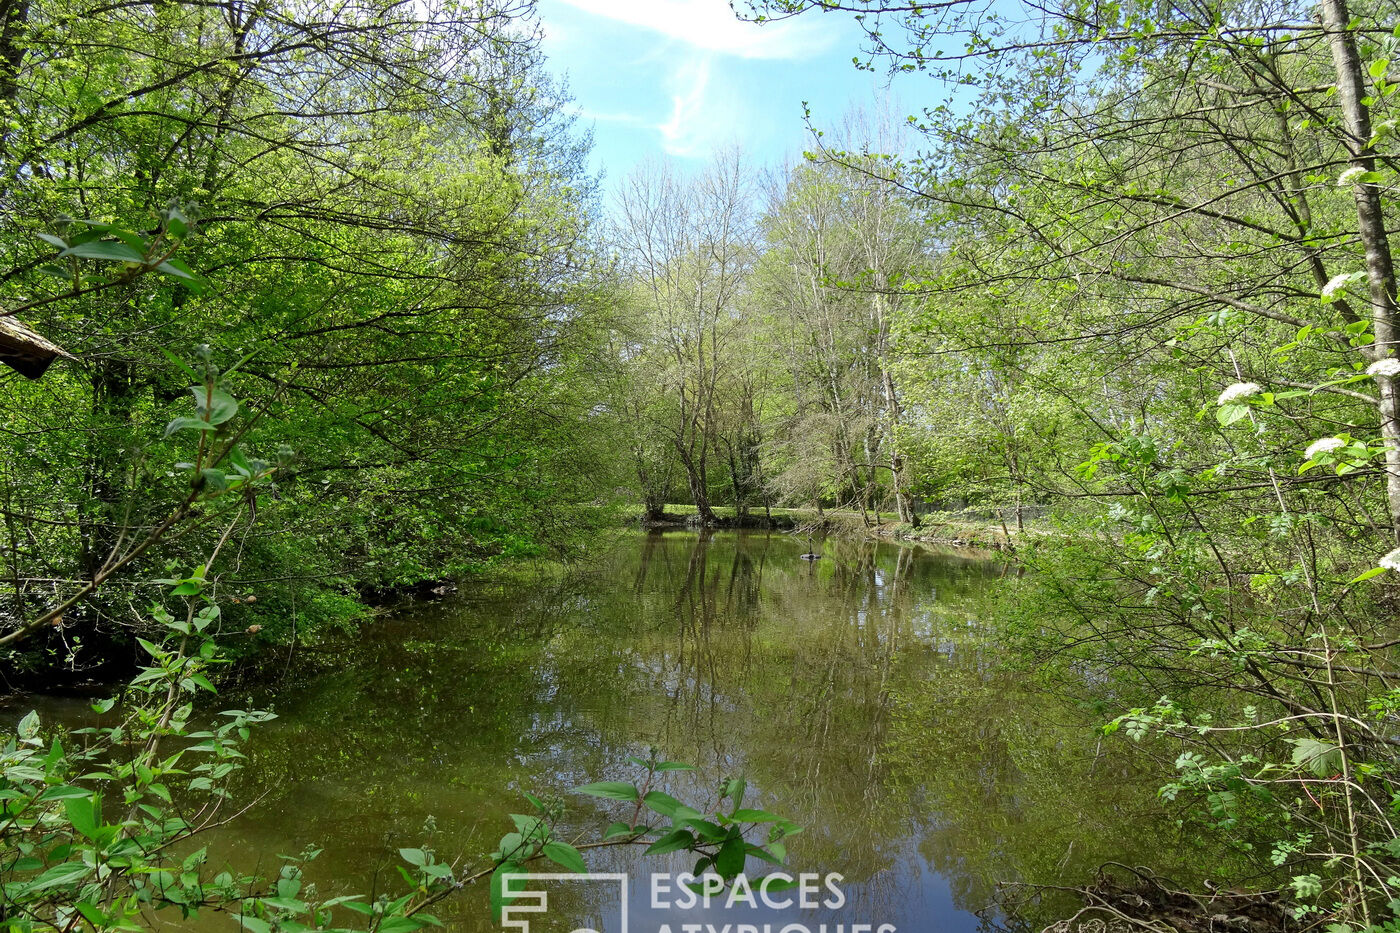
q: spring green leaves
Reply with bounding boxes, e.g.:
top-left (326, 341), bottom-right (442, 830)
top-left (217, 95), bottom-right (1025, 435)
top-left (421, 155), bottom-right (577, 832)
top-left (1347, 546), bottom-right (1400, 585)
top-left (487, 794), bottom-right (589, 922)
top-left (572, 766), bottom-right (799, 877)
top-left (0, 583), bottom-right (279, 931)
top-left (572, 780), bottom-right (641, 800)
top-left (159, 347), bottom-right (287, 505)
top-left (1299, 434), bottom-right (1378, 476)
top-left (487, 759), bottom-right (802, 925)
top-left (36, 204), bottom-right (208, 295)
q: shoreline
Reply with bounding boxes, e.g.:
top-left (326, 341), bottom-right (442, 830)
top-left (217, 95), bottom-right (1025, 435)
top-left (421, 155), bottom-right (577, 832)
top-left (636, 504), bottom-right (1023, 552)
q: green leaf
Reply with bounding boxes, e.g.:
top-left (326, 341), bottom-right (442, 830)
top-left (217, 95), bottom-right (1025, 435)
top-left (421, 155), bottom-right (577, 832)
top-left (508, 813), bottom-right (544, 839)
top-left (378, 919), bottom-right (429, 933)
top-left (542, 841), bottom-right (586, 873)
top-left (714, 835), bottom-right (747, 879)
top-left (59, 240), bottom-right (146, 263)
top-left (75, 902), bottom-right (110, 926)
top-left (1348, 566), bottom-right (1389, 584)
top-left (159, 347), bottom-right (200, 380)
top-left (573, 781), bottom-right (638, 801)
top-left (490, 862), bottom-right (521, 925)
top-left (188, 386), bottom-right (238, 425)
top-left (493, 832), bottom-right (525, 860)
top-left (199, 468), bottom-right (228, 493)
top-left (63, 794), bottom-right (101, 842)
top-left (399, 847), bottom-right (427, 867)
top-left (723, 777), bottom-right (746, 811)
top-left (769, 819), bottom-right (802, 838)
top-left (164, 416), bottom-right (217, 437)
top-left (38, 785), bottom-right (92, 801)
top-left (157, 258), bottom-right (206, 292)
top-left (81, 223), bottom-right (145, 250)
top-left (654, 761), bottom-right (696, 771)
top-left (644, 828), bottom-right (694, 855)
top-left (679, 818), bottom-right (726, 842)
top-left (1290, 738), bottom-right (1344, 777)
top-left (1216, 403), bottom-right (1249, 426)
top-left (643, 790), bottom-right (698, 819)
top-left (744, 844), bottom-right (784, 866)
top-left (26, 860), bottom-right (92, 892)
top-left (164, 211), bottom-right (189, 239)
top-left (603, 821), bottom-right (636, 840)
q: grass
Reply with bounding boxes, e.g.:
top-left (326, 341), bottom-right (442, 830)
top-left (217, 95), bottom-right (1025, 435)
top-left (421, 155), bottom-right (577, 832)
top-left (639, 503), bottom-right (1023, 550)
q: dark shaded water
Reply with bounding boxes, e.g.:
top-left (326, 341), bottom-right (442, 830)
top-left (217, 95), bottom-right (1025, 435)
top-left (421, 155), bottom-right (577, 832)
top-left (12, 531), bottom-right (1219, 932)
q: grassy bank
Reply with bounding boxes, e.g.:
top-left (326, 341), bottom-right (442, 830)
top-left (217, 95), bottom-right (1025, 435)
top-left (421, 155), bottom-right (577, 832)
top-left (640, 503), bottom-right (1025, 551)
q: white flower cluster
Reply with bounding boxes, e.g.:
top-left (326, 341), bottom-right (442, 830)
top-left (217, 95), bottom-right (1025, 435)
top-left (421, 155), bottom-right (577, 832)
top-left (1368, 358), bottom-right (1400, 377)
top-left (1217, 382), bottom-right (1262, 405)
top-left (1322, 271), bottom-right (1366, 299)
top-left (1380, 547), bottom-right (1400, 573)
top-left (1304, 437), bottom-right (1346, 460)
top-left (1338, 166), bottom-right (1369, 186)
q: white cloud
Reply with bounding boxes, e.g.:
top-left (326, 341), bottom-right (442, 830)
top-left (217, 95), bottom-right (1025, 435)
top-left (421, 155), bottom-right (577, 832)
top-left (656, 55), bottom-right (716, 156)
top-left (553, 0), bottom-right (833, 59)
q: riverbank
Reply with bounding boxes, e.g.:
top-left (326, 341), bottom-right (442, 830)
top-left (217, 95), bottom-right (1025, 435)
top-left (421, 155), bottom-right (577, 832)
top-left (640, 503), bottom-right (1024, 550)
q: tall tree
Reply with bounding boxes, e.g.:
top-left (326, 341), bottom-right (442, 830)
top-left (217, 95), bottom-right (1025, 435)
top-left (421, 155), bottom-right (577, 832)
top-left (614, 150), bottom-right (755, 524)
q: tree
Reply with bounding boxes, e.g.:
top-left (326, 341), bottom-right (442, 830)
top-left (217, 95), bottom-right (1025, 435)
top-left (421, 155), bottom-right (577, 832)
top-left (0, 0), bottom-right (611, 673)
top-left (755, 145), bottom-right (928, 524)
top-left (613, 151), bottom-right (755, 525)
top-left (745, 0), bottom-right (1400, 536)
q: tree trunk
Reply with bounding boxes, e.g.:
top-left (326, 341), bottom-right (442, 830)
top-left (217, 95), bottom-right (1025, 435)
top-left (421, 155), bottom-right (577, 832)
top-left (675, 442), bottom-right (715, 524)
top-left (1322, 0), bottom-right (1400, 542)
top-left (635, 456), bottom-right (669, 522)
top-left (0, 0), bottom-right (29, 161)
top-left (880, 367), bottom-right (916, 526)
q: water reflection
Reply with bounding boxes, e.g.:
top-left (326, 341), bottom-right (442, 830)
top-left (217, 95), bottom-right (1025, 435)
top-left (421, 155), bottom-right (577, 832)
top-left (12, 532), bottom-right (1227, 931)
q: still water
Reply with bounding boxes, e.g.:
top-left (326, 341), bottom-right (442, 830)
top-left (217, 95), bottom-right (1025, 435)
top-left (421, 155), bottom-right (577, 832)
top-left (20, 531), bottom-right (1216, 931)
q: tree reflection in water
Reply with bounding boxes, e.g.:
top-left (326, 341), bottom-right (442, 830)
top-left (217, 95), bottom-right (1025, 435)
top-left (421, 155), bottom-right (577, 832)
top-left (121, 531), bottom-right (1237, 932)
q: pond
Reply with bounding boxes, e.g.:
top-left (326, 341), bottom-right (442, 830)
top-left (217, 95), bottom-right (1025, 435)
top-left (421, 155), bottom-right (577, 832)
top-left (14, 531), bottom-right (1222, 932)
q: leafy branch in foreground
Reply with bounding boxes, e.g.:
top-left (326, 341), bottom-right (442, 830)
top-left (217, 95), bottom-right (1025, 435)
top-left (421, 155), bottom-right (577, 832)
top-left (478, 762), bottom-right (802, 922)
top-left (0, 604), bottom-right (800, 932)
top-left (0, 214), bottom-right (271, 654)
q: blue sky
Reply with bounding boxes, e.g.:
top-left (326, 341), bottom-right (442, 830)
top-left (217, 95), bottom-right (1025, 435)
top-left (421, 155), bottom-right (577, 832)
top-left (535, 0), bottom-right (915, 194)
